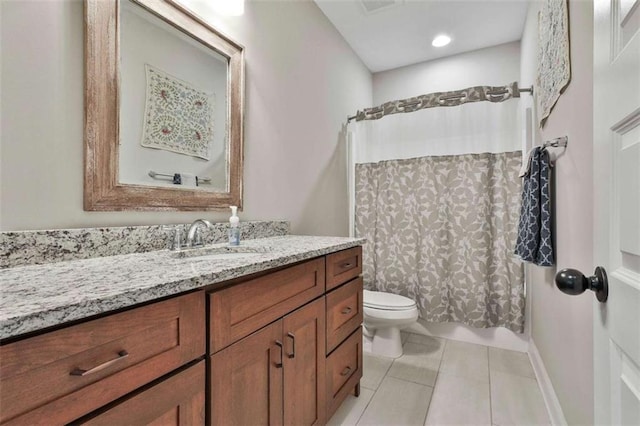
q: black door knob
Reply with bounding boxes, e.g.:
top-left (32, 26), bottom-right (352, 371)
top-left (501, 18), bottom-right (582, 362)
top-left (555, 267), bottom-right (608, 303)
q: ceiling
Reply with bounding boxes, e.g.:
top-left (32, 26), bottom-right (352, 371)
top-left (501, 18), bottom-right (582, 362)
top-left (314, 0), bottom-right (530, 73)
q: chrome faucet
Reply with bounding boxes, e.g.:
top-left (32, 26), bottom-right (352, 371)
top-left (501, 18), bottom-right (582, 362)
top-left (186, 219), bottom-right (213, 248)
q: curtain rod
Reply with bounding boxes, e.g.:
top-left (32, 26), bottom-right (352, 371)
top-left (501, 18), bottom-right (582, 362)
top-left (347, 82), bottom-right (533, 123)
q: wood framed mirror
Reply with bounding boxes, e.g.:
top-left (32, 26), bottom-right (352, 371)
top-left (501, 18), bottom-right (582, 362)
top-left (84, 0), bottom-right (244, 211)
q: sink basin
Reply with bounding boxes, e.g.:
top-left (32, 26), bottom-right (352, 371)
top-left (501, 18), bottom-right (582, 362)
top-left (170, 245), bottom-right (271, 260)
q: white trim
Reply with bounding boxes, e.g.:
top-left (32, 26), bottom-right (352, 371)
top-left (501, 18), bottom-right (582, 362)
top-left (406, 319), bottom-right (529, 353)
top-left (528, 339), bottom-right (568, 426)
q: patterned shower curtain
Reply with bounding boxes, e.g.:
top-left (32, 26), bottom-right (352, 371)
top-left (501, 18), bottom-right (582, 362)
top-left (355, 151), bottom-right (525, 332)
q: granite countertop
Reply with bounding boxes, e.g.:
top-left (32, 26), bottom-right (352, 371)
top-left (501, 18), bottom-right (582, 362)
top-left (0, 235), bottom-right (365, 340)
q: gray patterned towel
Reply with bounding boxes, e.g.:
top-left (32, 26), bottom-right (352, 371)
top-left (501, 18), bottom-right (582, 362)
top-left (515, 147), bottom-right (554, 266)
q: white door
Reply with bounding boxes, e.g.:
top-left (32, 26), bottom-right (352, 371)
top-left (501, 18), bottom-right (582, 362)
top-left (593, 0), bottom-right (640, 424)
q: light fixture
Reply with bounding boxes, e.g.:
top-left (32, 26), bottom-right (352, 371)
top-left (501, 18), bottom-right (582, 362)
top-left (432, 34), bottom-right (451, 47)
top-left (210, 0), bottom-right (244, 16)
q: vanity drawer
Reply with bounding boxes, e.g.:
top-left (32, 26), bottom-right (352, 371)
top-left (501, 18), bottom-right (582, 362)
top-left (326, 247), bottom-right (362, 291)
top-left (326, 277), bottom-right (363, 354)
top-left (209, 257), bottom-right (325, 353)
top-left (325, 328), bottom-right (363, 418)
top-left (78, 361), bottom-right (205, 426)
top-left (0, 291), bottom-right (205, 425)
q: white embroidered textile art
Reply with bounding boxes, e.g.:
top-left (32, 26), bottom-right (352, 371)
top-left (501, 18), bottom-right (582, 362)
top-left (536, 0), bottom-right (571, 127)
top-left (141, 65), bottom-right (214, 160)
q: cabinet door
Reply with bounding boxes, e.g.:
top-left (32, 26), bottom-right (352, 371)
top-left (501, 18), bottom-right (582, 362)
top-left (282, 298), bottom-right (326, 426)
top-left (79, 361), bottom-right (205, 426)
top-left (210, 320), bottom-right (284, 426)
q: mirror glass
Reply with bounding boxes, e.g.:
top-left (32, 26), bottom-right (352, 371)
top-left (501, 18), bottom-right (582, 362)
top-left (119, 0), bottom-right (228, 192)
top-left (84, 0), bottom-right (244, 211)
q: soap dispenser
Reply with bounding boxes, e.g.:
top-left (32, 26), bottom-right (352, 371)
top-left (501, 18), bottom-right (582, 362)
top-left (228, 206), bottom-right (240, 246)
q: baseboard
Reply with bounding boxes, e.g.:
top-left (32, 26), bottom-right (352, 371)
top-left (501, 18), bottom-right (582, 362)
top-left (406, 319), bottom-right (530, 352)
top-left (528, 339), bottom-right (568, 426)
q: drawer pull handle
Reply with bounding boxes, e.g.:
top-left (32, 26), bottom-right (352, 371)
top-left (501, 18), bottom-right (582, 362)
top-left (340, 366), bottom-right (352, 377)
top-left (341, 306), bottom-right (353, 315)
top-left (275, 340), bottom-right (284, 368)
top-left (70, 350), bottom-right (128, 376)
top-left (287, 332), bottom-right (296, 359)
top-left (340, 262), bottom-right (353, 269)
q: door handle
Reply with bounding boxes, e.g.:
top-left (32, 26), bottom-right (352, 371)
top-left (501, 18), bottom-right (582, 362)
top-left (287, 332), bottom-right (295, 359)
top-left (341, 306), bottom-right (352, 315)
top-left (555, 266), bottom-right (608, 302)
top-left (274, 340), bottom-right (284, 368)
top-left (70, 350), bottom-right (129, 376)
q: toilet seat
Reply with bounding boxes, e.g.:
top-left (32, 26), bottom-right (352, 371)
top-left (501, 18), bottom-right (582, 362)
top-left (363, 290), bottom-right (416, 311)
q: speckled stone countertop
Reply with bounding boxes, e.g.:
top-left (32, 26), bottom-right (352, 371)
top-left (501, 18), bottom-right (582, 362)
top-left (0, 235), bottom-right (365, 340)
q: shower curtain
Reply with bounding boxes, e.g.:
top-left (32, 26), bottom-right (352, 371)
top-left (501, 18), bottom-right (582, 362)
top-left (349, 100), bottom-right (526, 332)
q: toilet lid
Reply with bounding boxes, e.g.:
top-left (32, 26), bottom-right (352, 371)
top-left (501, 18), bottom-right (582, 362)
top-left (363, 290), bottom-right (417, 311)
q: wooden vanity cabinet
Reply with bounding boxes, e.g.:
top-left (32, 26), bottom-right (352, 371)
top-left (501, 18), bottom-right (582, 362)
top-left (208, 259), bottom-right (328, 426)
top-left (209, 247), bottom-right (363, 426)
top-left (210, 298), bottom-right (326, 426)
top-left (0, 246), bottom-right (363, 426)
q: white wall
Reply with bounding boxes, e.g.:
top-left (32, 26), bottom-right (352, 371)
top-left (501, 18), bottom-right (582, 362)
top-left (0, 0), bottom-right (372, 234)
top-left (372, 41), bottom-right (529, 352)
top-left (372, 41), bottom-right (521, 105)
top-left (520, 1), bottom-right (594, 425)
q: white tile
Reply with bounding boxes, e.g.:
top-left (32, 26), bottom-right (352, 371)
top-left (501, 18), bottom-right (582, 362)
top-left (425, 372), bottom-right (492, 426)
top-left (489, 347), bottom-right (535, 379)
top-left (491, 372), bottom-right (550, 426)
top-left (358, 376), bottom-right (433, 426)
top-left (361, 353), bottom-right (393, 390)
top-left (405, 334), bottom-right (446, 359)
top-left (401, 331), bottom-right (410, 344)
top-left (327, 387), bottom-right (375, 426)
top-left (387, 343), bottom-right (441, 386)
top-left (439, 340), bottom-right (489, 383)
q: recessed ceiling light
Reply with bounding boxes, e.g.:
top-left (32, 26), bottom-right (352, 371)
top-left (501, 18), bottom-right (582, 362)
top-left (432, 34), bottom-right (451, 47)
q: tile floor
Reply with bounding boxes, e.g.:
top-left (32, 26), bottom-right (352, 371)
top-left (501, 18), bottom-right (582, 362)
top-left (328, 332), bottom-right (550, 426)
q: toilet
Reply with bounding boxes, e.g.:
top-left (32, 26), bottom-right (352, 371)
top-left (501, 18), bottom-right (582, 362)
top-left (362, 290), bottom-right (419, 358)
